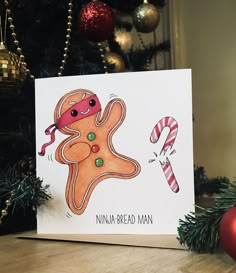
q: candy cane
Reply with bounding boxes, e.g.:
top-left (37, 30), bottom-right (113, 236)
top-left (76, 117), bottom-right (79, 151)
top-left (160, 158), bottom-right (179, 193)
top-left (150, 116), bottom-right (178, 154)
top-left (150, 116), bottom-right (179, 193)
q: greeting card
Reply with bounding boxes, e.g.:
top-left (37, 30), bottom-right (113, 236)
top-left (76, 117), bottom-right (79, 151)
top-left (35, 69), bottom-right (194, 235)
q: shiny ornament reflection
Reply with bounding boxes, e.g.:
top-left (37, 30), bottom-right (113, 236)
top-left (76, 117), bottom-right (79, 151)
top-left (0, 43), bottom-right (26, 93)
top-left (104, 52), bottom-right (125, 73)
top-left (78, 0), bottom-right (115, 42)
top-left (114, 30), bottom-right (133, 53)
top-left (133, 3), bottom-right (160, 33)
top-left (219, 205), bottom-right (236, 260)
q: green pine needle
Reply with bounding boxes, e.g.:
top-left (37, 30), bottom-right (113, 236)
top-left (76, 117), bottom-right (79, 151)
top-left (0, 167), bottom-right (51, 213)
top-left (178, 180), bottom-right (236, 253)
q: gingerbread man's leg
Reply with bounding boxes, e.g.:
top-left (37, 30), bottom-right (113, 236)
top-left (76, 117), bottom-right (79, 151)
top-left (55, 136), bottom-right (93, 206)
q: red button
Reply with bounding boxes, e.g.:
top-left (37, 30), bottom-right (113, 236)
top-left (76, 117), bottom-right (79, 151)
top-left (91, 144), bottom-right (100, 153)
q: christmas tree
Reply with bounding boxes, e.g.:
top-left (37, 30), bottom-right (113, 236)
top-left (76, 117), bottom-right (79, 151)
top-left (0, 0), bottom-right (170, 233)
top-left (0, 0), bottom-right (170, 169)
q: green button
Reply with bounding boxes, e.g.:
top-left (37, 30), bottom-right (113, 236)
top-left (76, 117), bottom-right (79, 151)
top-left (87, 132), bottom-right (96, 141)
top-left (95, 158), bottom-right (104, 167)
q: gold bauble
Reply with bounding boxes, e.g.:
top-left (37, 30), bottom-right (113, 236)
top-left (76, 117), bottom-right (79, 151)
top-left (0, 43), bottom-right (26, 93)
top-left (104, 52), bottom-right (125, 73)
top-left (133, 3), bottom-right (160, 33)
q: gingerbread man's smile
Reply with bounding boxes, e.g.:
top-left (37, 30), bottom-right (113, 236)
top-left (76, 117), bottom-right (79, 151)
top-left (81, 108), bottom-right (90, 115)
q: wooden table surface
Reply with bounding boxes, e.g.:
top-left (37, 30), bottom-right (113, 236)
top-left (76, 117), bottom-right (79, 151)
top-left (0, 234), bottom-right (235, 273)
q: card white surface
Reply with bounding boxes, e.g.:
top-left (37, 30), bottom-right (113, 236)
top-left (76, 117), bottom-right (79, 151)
top-left (36, 69), bottom-right (194, 234)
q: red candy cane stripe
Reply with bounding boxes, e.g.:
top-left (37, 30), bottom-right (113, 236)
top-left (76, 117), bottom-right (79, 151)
top-left (150, 116), bottom-right (178, 154)
top-left (150, 116), bottom-right (179, 193)
top-left (161, 158), bottom-right (179, 193)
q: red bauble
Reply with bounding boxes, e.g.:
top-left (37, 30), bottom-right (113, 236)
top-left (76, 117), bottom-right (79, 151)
top-left (219, 206), bottom-right (236, 260)
top-left (78, 0), bottom-right (115, 42)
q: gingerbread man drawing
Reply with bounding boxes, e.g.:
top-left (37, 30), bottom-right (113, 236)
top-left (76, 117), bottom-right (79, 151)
top-left (39, 89), bottom-right (141, 215)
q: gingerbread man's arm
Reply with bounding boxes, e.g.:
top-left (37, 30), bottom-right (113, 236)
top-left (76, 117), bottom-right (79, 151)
top-left (95, 98), bottom-right (126, 129)
top-left (55, 136), bottom-right (91, 164)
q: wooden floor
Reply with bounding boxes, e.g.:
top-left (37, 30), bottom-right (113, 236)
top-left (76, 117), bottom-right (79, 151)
top-left (0, 234), bottom-right (235, 273)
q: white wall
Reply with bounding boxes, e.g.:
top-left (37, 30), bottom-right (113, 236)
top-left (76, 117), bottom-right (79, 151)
top-left (169, 0), bottom-right (236, 179)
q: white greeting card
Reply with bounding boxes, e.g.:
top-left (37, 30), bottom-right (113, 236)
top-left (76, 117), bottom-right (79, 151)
top-left (35, 69), bottom-right (194, 235)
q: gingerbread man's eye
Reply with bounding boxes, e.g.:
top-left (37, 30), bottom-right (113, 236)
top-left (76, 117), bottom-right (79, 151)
top-left (71, 109), bottom-right (78, 117)
top-left (89, 99), bottom-right (96, 107)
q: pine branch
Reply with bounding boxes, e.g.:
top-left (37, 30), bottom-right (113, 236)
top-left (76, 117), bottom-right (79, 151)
top-left (128, 41), bottom-right (170, 70)
top-left (0, 167), bottom-right (51, 214)
top-left (178, 180), bottom-right (236, 253)
top-left (194, 165), bottom-right (229, 196)
top-left (147, 41), bottom-right (171, 60)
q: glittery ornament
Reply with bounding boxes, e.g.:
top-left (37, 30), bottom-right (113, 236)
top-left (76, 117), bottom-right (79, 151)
top-left (114, 29), bottom-right (133, 53)
top-left (219, 206), bottom-right (236, 260)
top-left (78, 0), bottom-right (115, 42)
top-left (0, 43), bottom-right (26, 93)
top-left (133, 2), bottom-right (160, 33)
top-left (104, 52), bottom-right (125, 73)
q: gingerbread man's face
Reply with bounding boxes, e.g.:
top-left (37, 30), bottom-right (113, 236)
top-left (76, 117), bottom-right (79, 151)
top-left (54, 89), bottom-right (101, 134)
top-left (46, 89), bottom-right (141, 215)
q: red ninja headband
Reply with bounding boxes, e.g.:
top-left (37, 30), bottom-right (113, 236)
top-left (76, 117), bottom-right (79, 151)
top-left (39, 94), bottom-right (101, 156)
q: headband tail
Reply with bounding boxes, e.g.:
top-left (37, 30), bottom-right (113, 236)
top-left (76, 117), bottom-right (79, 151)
top-left (38, 124), bottom-right (57, 156)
